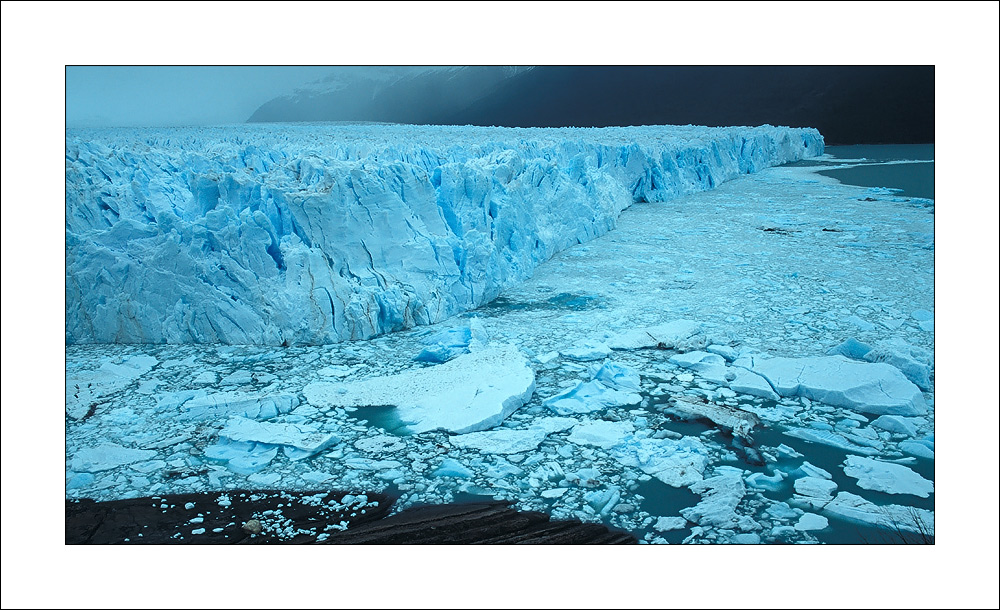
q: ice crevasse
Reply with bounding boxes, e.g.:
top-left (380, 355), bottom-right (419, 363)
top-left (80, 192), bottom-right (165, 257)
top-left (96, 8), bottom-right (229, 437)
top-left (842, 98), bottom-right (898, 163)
top-left (65, 123), bottom-right (823, 345)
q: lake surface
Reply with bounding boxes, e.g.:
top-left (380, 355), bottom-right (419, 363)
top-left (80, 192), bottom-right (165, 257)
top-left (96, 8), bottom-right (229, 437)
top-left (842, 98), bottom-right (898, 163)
top-left (790, 144), bottom-right (934, 200)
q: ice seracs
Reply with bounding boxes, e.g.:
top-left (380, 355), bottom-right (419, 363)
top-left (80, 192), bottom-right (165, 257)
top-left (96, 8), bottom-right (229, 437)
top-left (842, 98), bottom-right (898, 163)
top-left (303, 344), bottom-right (535, 434)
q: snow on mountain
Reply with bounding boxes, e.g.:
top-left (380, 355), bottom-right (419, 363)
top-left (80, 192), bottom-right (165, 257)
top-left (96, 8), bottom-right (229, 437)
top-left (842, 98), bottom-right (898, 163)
top-left (65, 123), bottom-right (823, 345)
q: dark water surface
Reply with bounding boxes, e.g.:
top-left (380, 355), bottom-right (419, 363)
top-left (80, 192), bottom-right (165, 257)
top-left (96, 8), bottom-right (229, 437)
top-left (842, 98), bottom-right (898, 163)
top-left (790, 144), bottom-right (935, 200)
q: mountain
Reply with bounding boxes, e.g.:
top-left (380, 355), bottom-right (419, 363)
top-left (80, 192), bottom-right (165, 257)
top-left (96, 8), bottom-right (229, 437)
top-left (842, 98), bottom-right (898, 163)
top-left (248, 66), bottom-right (933, 144)
top-left (247, 66), bottom-right (531, 125)
top-left (446, 66), bottom-right (934, 144)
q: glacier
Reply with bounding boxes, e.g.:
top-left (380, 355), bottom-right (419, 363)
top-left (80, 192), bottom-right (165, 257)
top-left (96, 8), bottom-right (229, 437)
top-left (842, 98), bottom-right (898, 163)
top-left (66, 123), bottom-right (822, 345)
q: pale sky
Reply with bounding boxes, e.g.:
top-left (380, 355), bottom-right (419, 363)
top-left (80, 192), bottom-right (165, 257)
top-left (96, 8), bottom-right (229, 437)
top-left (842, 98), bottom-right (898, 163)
top-left (66, 66), bottom-right (340, 127)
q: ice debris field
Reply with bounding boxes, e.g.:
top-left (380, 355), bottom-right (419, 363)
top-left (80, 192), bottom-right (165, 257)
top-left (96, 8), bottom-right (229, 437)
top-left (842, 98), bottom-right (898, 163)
top-left (66, 124), bottom-right (934, 544)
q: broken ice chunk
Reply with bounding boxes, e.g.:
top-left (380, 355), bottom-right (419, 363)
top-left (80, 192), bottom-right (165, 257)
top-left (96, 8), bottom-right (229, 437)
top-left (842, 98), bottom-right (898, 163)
top-left (70, 443), bottom-right (157, 473)
top-left (606, 320), bottom-right (703, 350)
top-left (843, 456), bottom-right (933, 498)
top-left (870, 415), bottom-right (919, 437)
top-left (794, 513), bottom-right (829, 531)
top-left (448, 428), bottom-right (547, 454)
top-left (433, 458), bottom-right (473, 478)
top-left (304, 344), bottom-right (535, 434)
top-left (750, 356), bottom-right (926, 416)
top-left (414, 327), bottom-right (473, 363)
top-left (567, 420), bottom-right (635, 449)
top-left (219, 416), bottom-right (340, 460)
top-left (826, 338), bottom-right (873, 360)
top-left (560, 340), bottom-right (611, 362)
top-left (543, 361), bottom-right (641, 415)
top-left (668, 351), bottom-right (730, 385)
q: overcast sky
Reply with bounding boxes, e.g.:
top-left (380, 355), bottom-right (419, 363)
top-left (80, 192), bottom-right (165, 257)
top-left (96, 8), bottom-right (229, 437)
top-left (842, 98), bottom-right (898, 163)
top-left (66, 66), bottom-right (341, 127)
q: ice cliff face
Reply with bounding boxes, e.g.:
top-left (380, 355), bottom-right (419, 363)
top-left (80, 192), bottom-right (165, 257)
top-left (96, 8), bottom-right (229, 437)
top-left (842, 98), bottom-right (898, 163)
top-left (66, 123), bottom-right (823, 345)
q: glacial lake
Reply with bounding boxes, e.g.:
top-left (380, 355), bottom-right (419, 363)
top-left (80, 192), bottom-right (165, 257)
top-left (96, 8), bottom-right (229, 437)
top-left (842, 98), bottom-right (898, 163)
top-left (791, 144), bottom-right (935, 200)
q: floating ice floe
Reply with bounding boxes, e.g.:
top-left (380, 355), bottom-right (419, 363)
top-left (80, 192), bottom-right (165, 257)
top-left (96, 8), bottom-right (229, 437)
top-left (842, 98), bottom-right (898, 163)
top-left (65, 355), bottom-right (158, 419)
top-left (817, 492), bottom-right (934, 536)
top-left (653, 516), bottom-right (689, 532)
top-left (567, 421), bottom-right (635, 449)
top-left (218, 416), bottom-right (340, 461)
top-left (680, 466), bottom-right (760, 532)
top-left (543, 361), bottom-right (641, 415)
top-left (793, 476), bottom-right (838, 502)
top-left (668, 351), bottom-right (731, 384)
top-left (794, 513), bottom-right (829, 531)
top-left (606, 319), bottom-right (704, 350)
top-left (842, 456), bottom-right (934, 498)
top-left (70, 443), bottom-right (157, 473)
top-left (899, 439), bottom-right (934, 459)
top-left (433, 458), bottom-right (474, 478)
top-left (747, 355), bottom-right (927, 415)
top-left (612, 435), bottom-right (711, 488)
top-left (784, 427), bottom-right (881, 455)
top-left (449, 428), bottom-right (548, 454)
top-left (870, 415), bottom-right (920, 437)
top-left (303, 344), bottom-right (535, 434)
top-left (157, 389), bottom-right (299, 421)
top-left (203, 439), bottom-right (280, 475)
top-left (414, 320), bottom-right (489, 363)
top-left (560, 340), bottom-right (612, 362)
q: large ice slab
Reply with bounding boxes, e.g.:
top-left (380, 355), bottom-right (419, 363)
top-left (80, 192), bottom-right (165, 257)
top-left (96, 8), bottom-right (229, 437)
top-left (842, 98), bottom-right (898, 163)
top-left (842, 456), bottom-right (934, 498)
top-left (302, 344), bottom-right (535, 434)
top-left (65, 124), bottom-right (822, 345)
top-left (817, 492), bottom-right (934, 537)
top-left (748, 356), bottom-right (927, 416)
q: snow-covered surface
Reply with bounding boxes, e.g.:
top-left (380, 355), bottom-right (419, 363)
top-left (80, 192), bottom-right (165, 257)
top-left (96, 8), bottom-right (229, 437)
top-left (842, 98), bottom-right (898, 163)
top-left (65, 132), bottom-right (934, 545)
top-left (66, 124), bottom-right (822, 345)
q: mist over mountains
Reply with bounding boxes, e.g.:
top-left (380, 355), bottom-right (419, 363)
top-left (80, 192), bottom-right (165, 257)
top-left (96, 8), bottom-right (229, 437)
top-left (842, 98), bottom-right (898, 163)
top-left (248, 66), bottom-right (933, 144)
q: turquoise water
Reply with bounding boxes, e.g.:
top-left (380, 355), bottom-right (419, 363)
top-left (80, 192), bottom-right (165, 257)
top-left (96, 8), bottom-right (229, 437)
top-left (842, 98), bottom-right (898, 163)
top-left (807, 144), bottom-right (935, 200)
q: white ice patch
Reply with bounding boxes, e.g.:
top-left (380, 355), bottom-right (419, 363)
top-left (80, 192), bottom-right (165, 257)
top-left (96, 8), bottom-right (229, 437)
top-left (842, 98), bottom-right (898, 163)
top-left (448, 428), bottom-right (548, 454)
top-left (728, 369), bottom-right (780, 401)
top-left (303, 344), bottom-right (535, 434)
top-left (612, 436), bottom-right (711, 488)
top-left (784, 427), bottom-right (882, 455)
top-left (70, 443), bottom-right (157, 473)
top-left (567, 420), bottom-right (635, 449)
top-left (668, 351), bottom-right (730, 385)
top-left (178, 390), bottom-right (299, 421)
top-left (543, 361), bottom-right (641, 415)
top-left (819, 492), bottom-right (934, 536)
top-left (218, 416), bottom-right (340, 460)
top-left (842, 456), bottom-right (934, 498)
top-left (748, 356), bottom-right (926, 415)
top-left (560, 340), bottom-right (611, 362)
top-left (606, 320), bottom-right (703, 351)
top-left (680, 466), bottom-right (759, 532)
top-left (65, 355), bottom-right (158, 419)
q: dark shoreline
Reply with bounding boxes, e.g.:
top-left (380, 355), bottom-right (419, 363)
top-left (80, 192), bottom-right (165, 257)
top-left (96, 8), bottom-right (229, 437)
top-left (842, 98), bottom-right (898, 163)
top-left (66, 489), bottom-right (637, 545)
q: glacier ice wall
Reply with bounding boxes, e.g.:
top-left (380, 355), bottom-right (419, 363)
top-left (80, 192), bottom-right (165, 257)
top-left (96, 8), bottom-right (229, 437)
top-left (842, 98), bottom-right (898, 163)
top-left (66, 123), bottom-right (823, 344)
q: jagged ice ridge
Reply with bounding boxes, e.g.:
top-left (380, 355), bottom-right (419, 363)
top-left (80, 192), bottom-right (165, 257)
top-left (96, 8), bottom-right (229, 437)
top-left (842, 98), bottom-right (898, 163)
top-left (66, 123), bottom-right (823, 344)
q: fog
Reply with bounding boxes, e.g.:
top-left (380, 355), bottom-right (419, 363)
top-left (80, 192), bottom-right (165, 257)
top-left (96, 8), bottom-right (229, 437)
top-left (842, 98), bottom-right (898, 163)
top-left (65, 66), bottom-right (430, 128)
